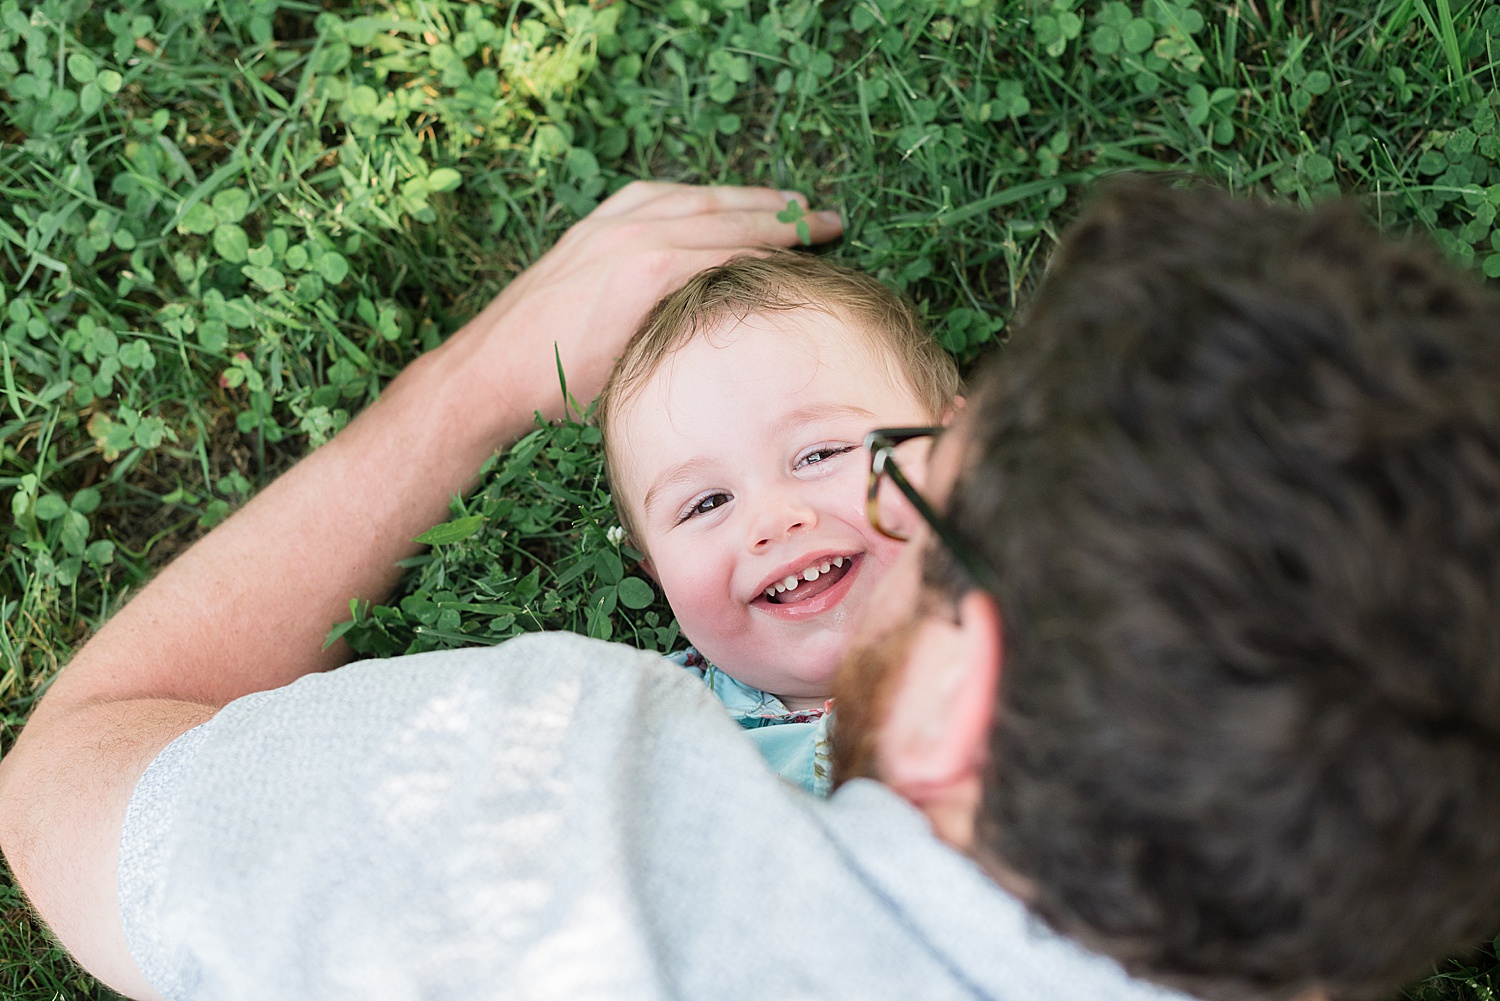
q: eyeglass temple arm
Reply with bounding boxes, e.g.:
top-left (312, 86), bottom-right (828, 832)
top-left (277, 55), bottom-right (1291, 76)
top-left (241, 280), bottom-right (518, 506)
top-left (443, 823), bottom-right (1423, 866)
top-left (882, 460), bottom-right (1003, 596)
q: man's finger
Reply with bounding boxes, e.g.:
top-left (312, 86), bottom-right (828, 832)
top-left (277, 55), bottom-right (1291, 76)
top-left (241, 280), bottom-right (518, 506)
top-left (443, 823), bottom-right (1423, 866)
top-left (595, 183), bottom-right (813, 222)
top-left (640, 186), bottom-right (813, 220)
top-left (665, 206), bottom-right (844, 250)
top-left (589, 180), bottom-right (677, 219)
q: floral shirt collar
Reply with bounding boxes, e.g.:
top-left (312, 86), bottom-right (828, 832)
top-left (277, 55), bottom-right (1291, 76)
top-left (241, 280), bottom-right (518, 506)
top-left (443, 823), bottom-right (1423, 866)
top-left (674, 647), bottom-right (832, 726)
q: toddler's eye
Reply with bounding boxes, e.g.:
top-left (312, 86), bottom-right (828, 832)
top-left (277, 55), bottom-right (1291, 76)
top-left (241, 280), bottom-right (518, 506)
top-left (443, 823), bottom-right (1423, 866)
top-left (796, 444), bottom-right (855, 469)
top-left (683, 492), bottom-right (731, 521)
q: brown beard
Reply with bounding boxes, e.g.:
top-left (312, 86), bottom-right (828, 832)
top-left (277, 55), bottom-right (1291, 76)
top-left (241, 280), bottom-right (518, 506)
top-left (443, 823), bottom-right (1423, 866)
top-left (829, 613), bottom-right (923, 790)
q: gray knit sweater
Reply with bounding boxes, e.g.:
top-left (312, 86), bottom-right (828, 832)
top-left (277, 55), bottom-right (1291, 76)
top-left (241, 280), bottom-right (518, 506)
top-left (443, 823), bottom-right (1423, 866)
top-left (119, 631), bottom-right (1188, 1001)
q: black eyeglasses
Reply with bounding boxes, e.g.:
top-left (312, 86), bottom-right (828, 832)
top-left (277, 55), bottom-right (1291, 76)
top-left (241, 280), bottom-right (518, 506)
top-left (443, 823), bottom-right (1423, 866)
top-left (864, 427), bottom-right (1000, 595)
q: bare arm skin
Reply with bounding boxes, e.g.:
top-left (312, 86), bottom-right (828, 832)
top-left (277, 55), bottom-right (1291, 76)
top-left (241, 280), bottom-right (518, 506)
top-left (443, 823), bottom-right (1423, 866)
top-left (0, 183), bottom-right (841, 1000)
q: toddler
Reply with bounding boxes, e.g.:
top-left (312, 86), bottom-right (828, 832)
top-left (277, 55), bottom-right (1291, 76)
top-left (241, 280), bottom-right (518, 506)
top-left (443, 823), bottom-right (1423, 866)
top-left (595, 251), bottom-right (960, 795)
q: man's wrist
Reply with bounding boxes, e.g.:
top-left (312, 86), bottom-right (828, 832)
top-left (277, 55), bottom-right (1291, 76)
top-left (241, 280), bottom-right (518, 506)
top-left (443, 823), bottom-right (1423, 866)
top-left (414, 309), bottom-right (549, 448)
top-left (429, 293), bottom-right (589, 433)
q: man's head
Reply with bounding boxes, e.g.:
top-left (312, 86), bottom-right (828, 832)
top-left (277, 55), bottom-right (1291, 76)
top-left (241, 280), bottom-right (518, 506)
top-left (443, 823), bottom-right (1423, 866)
top-left (596, 251), bottom-right (959, 707)
top-left (835, 177), bottom-right (1500, 1000)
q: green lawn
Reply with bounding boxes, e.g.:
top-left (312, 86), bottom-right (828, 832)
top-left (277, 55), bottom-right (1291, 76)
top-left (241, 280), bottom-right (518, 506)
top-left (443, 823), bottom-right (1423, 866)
top-left (3, 0), bottom-right (1499, 997)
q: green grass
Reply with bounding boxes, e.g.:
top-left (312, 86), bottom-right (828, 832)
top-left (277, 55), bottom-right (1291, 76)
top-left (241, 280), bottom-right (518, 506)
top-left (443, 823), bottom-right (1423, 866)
top-left (3, 0), bottom-right (1500, 996)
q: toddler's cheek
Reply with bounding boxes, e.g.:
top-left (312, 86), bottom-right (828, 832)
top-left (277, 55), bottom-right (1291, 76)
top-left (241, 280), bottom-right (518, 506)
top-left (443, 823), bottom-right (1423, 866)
top-left (862, 531), bottom-right (908, 575)
top-left (659, 563), bottom-right (741, 648)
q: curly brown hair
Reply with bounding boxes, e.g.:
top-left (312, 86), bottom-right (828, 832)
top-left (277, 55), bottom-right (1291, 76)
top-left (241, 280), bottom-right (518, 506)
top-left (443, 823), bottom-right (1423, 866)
top-left (945, 176), bottom-right (1500, 1001)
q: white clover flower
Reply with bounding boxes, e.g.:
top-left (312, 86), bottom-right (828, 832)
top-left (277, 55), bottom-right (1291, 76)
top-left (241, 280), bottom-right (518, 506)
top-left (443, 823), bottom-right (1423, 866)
top-left (606, 525), bottom-right (626, 547)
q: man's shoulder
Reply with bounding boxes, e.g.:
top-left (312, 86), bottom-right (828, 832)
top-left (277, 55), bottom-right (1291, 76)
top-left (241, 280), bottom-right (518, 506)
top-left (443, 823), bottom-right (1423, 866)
top-left (167, 631), bottom-right (733, 816)
top-left (394, 629), bottom-right (673, 672)
top-left (118, 632), bottom-right (748, 1000)
top-left (291, 632), bottom-right (694, 704)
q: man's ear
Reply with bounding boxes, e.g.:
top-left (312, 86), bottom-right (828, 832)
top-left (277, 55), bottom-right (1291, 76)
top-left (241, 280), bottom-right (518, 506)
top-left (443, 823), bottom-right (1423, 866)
top-left (878, 590), bottom-right (1002, 848)
top-left (940, 395), bottom-right (966, 425)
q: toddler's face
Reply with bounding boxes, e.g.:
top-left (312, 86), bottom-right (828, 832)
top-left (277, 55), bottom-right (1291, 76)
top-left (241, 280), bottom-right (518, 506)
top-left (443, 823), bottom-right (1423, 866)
top-left (611, 308), bottom-right (937, 711)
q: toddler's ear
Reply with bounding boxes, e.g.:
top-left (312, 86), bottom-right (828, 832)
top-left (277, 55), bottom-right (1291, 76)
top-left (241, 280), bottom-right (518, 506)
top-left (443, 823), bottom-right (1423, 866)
top-left (638, 557), bottom-right (658, 582)
top-left (941, 396), bottom-right (966, 425)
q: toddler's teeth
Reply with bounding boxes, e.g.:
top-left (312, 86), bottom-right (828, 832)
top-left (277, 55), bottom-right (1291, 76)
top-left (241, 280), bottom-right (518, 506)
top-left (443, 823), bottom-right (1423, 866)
top-left (765, 559), bottom-right (852, 602)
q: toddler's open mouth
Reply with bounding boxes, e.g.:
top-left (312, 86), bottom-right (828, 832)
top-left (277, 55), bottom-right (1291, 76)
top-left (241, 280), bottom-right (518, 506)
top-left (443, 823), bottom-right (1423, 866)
top-left (764, 555), bottom-right (852, 605)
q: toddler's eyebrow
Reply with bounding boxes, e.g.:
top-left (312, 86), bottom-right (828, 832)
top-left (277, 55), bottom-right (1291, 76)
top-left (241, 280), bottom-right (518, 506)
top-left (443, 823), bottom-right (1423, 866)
top-left (781, 402), bottom-right (877, 429)
top-left (644, 456), bottom-right (718, 518)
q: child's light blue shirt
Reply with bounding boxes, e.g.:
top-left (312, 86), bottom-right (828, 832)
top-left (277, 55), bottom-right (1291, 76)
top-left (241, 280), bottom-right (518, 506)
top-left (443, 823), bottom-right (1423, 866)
top-left (667, 648), bottom-right (833, 797)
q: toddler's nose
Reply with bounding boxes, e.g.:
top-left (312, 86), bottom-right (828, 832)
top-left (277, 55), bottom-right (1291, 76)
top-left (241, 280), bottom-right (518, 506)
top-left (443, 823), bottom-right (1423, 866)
top-left (747, 493), bottom-right (819, 552)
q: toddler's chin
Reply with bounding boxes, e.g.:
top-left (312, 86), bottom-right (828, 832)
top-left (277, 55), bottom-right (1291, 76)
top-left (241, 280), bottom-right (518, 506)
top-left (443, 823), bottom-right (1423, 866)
top-left (704, 634), bottom-right (847, 699)
top-left (780, 661), bottom-right (843, 703)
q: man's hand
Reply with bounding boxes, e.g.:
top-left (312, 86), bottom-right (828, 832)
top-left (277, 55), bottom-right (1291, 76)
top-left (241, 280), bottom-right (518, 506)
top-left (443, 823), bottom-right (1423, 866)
top-left (0, 183), bottom-right (839, 999)
top-left (447, 181), bottom-right (843, 426)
